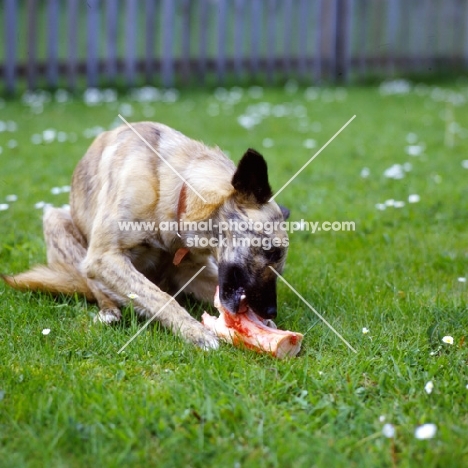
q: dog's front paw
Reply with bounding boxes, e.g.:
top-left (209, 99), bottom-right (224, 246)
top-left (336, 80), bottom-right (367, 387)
top-left (94, 308), bottom-right (122, 325)
top-left (184, 324), bottom-right (219, 351)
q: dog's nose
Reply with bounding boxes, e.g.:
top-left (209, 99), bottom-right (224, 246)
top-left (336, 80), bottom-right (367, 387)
top-left (264, 306), bottom-right (277, 319)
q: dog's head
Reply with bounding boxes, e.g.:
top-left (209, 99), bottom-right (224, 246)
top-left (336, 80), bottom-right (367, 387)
top-left (216, 148), bottom-right (289, 320)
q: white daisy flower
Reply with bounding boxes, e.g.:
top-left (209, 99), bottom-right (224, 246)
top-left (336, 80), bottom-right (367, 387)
top-left (393, 201), bottom-right (405, 208)
top-left (127, 293), bottom-right (138, 300)
top-left (6, 194), bottom-right (17, 202)
top-left (442, 336), bottom-right (454, 345)
top-left (360, 167), bottom-right (370, 178)
top-left (383, 164), bottom-right (405, 179)
top-left (408, 194), bottom-right (420, 203)
top-left (414, 423), bottom-right (437, 440)
top-left (362, 327), bottom-right (369, 334)
top-left (424, 381), bottom-right (434, 394)
top-left (42, 328), bottom-right (51, 335)
top-left (34, 201), bottom-right (46, 209)
top-left (382, 423), bottom-right (395, 438)
top-left (303, 139), bottom-right (317, 149)
top-left (50, 187), bottom-right (62, 195)
top-left (0, 203), bottom-right (9, 211)
top-left (458, 277), bottom-right (466, 283)
top-left (43, 129), bottom-right (56, 143)
top-left (379, 415), bottom-right (386, 423)
top-left (405, 144), bottom-right (425, 156)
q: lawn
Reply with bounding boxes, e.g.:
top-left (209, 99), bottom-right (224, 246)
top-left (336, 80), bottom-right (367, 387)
top-left (0, 81), bottom-right (468, 467)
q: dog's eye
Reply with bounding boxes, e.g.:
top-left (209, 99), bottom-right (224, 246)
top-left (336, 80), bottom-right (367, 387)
top-left (264, 247), bottom-right (282, 263)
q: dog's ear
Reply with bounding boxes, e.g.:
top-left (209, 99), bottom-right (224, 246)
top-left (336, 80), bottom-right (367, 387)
top-left (279, 205), bottom-right (290, 220)
top-left (232, 148), bottom-right (272, 204)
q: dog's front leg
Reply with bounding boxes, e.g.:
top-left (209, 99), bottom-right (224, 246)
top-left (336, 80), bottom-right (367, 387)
top-left (84, 252), bottom-right (219, 350)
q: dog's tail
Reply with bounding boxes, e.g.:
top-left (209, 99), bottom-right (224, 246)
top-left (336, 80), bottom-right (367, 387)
top-left (1, 263), bottom-right (95, 301)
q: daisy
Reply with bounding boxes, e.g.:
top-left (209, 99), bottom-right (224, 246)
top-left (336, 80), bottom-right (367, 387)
top-left (42, 328), bottom-right (51, 336)
top-left (382, 423), bottom-right (395, 438)
top-left (424, 381), bottom-right (434, 394)
top-left (414, 423), bottom-right (437, 440)
top-left (442, 336), bottom-right (454, 345)
top-left (303, 139), bottom-right (317, 149)
top-left (127, 293), bottom-right (138, 300)
top-left (360, 167), bottom-right (370, 178)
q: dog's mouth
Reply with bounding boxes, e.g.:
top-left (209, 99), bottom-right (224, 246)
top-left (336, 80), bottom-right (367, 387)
top-left (218, 287), bottom-right (249, 314)
top-left (217, 285), bottom-right (248, 315)
top-left (238, 291), bottom-right (248, 314)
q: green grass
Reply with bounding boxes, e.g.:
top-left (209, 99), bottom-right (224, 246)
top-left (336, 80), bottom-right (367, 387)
top-left (1, 82), bottom-right (468, 467)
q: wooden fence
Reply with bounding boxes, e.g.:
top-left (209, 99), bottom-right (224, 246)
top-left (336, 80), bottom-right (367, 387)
top-left (2, 0), bottom-right (468, 92)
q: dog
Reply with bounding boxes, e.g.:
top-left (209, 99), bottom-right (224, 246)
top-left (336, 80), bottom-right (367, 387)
top-left (2, 122), bottom-right (289, 349)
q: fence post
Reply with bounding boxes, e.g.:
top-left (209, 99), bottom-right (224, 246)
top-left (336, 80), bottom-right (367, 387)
top-left (106, 0), bottom-right (119, 84)
top-left (161, 0), bottom-right (175, 87)
top-left (314, 0), bottom-right (323, 83)
top-left (47, 0), bottom-right (60, 88)
top-left (4, 0), bottom-right (17, 94)
top-left (298, 0), bottom-right (310, 81)
top-left (67, 0), bottom-right (79, 90)
top-left (321, 0), bottom-right (337, 80)
top-left (386, 0), bottom-right (399, 76)
top-left (250, 0), bottom-right (262, 78)
top-left (87, 0), bottom-right (100, 88)
top-left (266, 0), bottom-right (277, 85)
top-left (198, 0), bottom-right (209, 84)
top-left (217, 0), bottom-right (228, 84)
top-left (125, 0), bottom-right (138, 86)
top-left (181, 0), bottom-right (192, 85)
top-left (27, 0), bottom-right (38, 90)
top-left (282, 0), bottom-right (293, 78)
top-left (335, 0), bottom-right (353, 83)
top-left (234, 0), bottom-right (246, 81)
top-left (144, 0), bottom-right (157, 83)
top-left (464, 0), bottom-right (468, 68)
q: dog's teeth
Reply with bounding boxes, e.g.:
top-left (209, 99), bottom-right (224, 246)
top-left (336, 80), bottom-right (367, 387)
top-left (240, 294), bottom-right (246, 300)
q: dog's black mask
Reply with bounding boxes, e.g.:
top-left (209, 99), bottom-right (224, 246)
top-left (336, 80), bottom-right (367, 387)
top-left (218, 263), bottom-right (278, 320)
top-left (215, 148), bottom-right (290, 320)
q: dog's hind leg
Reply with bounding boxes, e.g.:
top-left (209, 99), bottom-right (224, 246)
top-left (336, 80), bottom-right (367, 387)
top-left (43, 207), bottom-right (123, 324)
top-left (2, 207), bottom-right (122, 323)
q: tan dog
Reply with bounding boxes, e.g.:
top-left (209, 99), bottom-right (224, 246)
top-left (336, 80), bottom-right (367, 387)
top-left (3, 122), bottom-right (289, 349)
